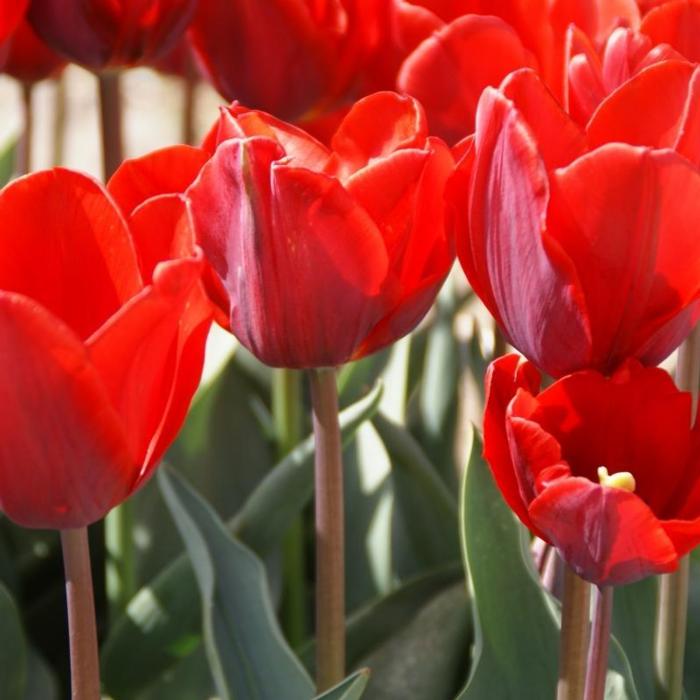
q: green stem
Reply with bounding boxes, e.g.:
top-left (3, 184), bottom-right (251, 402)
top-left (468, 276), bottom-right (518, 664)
top-left (584, 586), bottom-right (613, 700)
top-left (274, 368), bottom-right (308, 647)
top-left (105, 500), bottom-right (136, 614)
top-left (557, 565), bottom-right (591, 700)
top-left (655, 328), bottom-right (700, 699)
top-left (60, 528), bottom-right (101, 700)
top-left (98, 72), bottom-right (123, 180)
top-left (309, 367), bottom-right (345, 691)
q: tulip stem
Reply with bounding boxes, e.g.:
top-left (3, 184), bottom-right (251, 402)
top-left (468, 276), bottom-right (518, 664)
top-left (17, 82), bottom-right (33, 175)
top-left (274, 368), bottom-right (309, 648)
top-left (557, 565), bottom-right (591, 700)
top-left (584, 586), bottom-right (613, 700)
top-left (60, 527), bottom-right (101, 700)
top-left (655, 328), bottom-right (700, 699)
top-left (98, 72), bottom-right (123, 179)
top-left (182, 54), bottom-right (197, 146)
top-left (309, 367), bottom-right (345, 691)
top-left (106, 500), bottom-right (137, 614)
top-left (52, 74), bottom-right (67, 166)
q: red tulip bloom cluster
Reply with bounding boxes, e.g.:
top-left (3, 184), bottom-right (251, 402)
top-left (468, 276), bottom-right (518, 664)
top-left (452, 67), bottom-right (700, 377)
top-left (0, 168), bottom-right (211, 529)
top-left (187, 92), bottom-right (454, 368)
top-left (27, 0), bottom-right (197, 69)
top-left (485, 354), bottom-right (700, 586)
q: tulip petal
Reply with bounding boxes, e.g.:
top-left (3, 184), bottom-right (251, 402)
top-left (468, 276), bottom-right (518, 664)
top-left (187, 137), bottom-right (388, 367)
top-left (548, 144), bottom-right (700, 370)
top-left (0, 0), bottom-right (27, 43)
top-left (0, 169), bottom-right (142, 340)
top-left (329, 92), bottom-right (428, 178)
top-left (107, 145), bottom-right (209, 217)
top-left (0, 292), bottom-right (133, 528)
top-left (467, 88), bottom-right (590, 376)
top-left (87, 254), bottom-right (210, 472)
top-left (587, 60), bottom-right (695, 151)
top-left (673, 65), bottom-right (700, 166)
top-left (640, 0), bottom-right (700, 63)
top-left (483, 355), bottom-right (542, 532)
top-left (397, 14), bottom-right (535, 143)
top-left (529, 477), bottom-right (678, 586)
top-left (500, 68), bottom-right (586, 170)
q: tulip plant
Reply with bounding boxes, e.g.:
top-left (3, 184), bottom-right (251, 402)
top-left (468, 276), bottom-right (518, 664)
top-left (1, 1), bottom-right (700, 700)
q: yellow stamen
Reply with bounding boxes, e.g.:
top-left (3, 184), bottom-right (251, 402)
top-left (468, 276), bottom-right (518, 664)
top-left (597, 466), bottom-right (636, 493)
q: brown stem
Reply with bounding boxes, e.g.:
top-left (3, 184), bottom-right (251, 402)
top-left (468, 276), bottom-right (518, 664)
top-left (182, 55), bottom-right (197, 146)
top-left (557, 565), bottom-right (591, 700)
top-left (98, 72), bottom-right (123, 180)
top-left (52, 74), bottom-right (67, 166)
top-left (493, 321), bottom-right (507, 358)
top-left (584, 586), bottom-right (613, 700)
top-left (61, 528), bottom-right (100, 700)
top-left (309, 367), bottom-right (345, 691)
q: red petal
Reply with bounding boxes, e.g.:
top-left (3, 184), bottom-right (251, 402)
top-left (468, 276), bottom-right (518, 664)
top-left (587, 60), bottom-right (695, 151)
top-left (600, 27), bottom-right (653, 93)
top-left (640, 0), bottom-right (700, 63)
top-left (673, 65), bottom-right (700, 166)
top-left (87, 256), bottom-right (210, 472)
top-left (107, 145), bottom-right (209, 217)
top-left (328, 92), bottom-right (428, 179)
top-left (4, 18), bottom-right (66, 83)
top-left (0, 0), bottom-right (26, 42)
top-left (397, 14), bottom-right (535, 144)
top-left (529, 477), bottom-right (678, 586)
top-left (187, 137), bottom-right (388, 367)
top-left (0, 169), bottom-right (142, 340)
top-left (548, 144), bottom-right (700, 370)
top-left (0, 292), bottom-right (133, 528)
top-left (467, 88), bottom-right (590, 377)
top-left (483, 355), bottom-right (542, 532)
top-left (499, 68), bottom-right (586, 170)
top-left (564, 23), bottom-right (605, 124)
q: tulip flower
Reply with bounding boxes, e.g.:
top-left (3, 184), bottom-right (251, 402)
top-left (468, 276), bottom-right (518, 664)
top-left (484, 354), bottom-right (700, 586)
top-left (391, 0), bottom-right (640, 143)
top-left (0, 168), bottom-right (211, 529)
top-left (3, 18), bottom-right (65, 83)
top-left (0, 0), bottom-right (27, 43)
top-left (186, 91), bottom-right (455, 369)
top-left (640, 0), bottom-right (700, 63)
top-left (27, 0), bottom-right (197, 69)
top-left (188, 0), bottom-right (383, 121)
top-left (451, 67), bottom-right (700, 377)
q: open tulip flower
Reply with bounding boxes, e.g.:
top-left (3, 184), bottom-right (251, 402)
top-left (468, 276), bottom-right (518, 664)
top-left (452, 65), bottom-right (700, 377)
top-left (186, 91), bottom-right (455, 369)
top-left (484, 353), bottom-right (700, 587)
top-left (0, 168), bottom-right (211, 529)
top-left (27, 0), bottom-right (196, 69)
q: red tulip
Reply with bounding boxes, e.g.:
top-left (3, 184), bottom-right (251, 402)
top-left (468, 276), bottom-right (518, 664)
top-left (640, 0), bottom-right (700, 63)
top-left (27, 0), bottom-right (197, 70)
top-left (187, 91), bottom-right (454, 368)
top-left (0, 168), bottom-right (211, 529)
top-left (483, 354), bottom-right (700, 586)
top-left (0, 0), bottom-right (27, 43)
top-left (451, 67), bottom-right (700, 377)
top-left (392, 0), bottom-right (640, 143)
top-left (188, 0), bottom-right (383, 121)
top-left (3, 18), bottom-right (65, 83)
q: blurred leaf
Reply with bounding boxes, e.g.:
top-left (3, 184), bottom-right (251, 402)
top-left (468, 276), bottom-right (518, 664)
top-left (686, 549), bottom-right (700, 699)
top-left (300, 563), bottom-right (463, 673)
top-left (102, 382), bottom-right (382, 698)
top-left (0, 582), bottom-right (27, 700)
top-left (135, 646), bottom-right (215, 700)
top-left (361, 584), bottom-right (470, 700)
top-left (611, 579), bottom-right (656, 700)
top-left (315, 670), bottom-right (370, 700)
top-left (415, 278), bottom-right (461, 486)
top-left (0, 138), bottom-right (16, 188)
top-left (23, 651), bottom-right (58, 700)
top-left (607, 636), bottom-right (641, 700)
top-left (457, 428), bottom-right (559, 700)
top-left (372, 413), bottom-right (460, 577)
top-left (338, 349), bottom-right (391, 406)
top-left (159, 467), bottom-right (314, 700)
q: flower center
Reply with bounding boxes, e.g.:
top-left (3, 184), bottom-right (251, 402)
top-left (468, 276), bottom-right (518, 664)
top-left (597, 466), bottom-right (636, 493)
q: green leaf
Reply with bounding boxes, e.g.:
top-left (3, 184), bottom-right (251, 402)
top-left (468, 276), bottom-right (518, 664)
top-left (372, 413), bottom-right (460, 576)
top-left (0, 138), bottom-right (16, 188)
top-left (102, 383), bottom-right (383, 698)
top-left (457, 428), bottom-right (559, 700)
top-left (158, 466), bottom-right (314, 700)
top-left (300, 564), bottom-right (463, 673)
top-left (23, 651), bottom-right (58, 700)
top-left (360, 584), bottom-right (471, 700)
top-left (315, 670), bottom-right (370, 700)
top-left (0, 582), bottom-right (27, 700)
